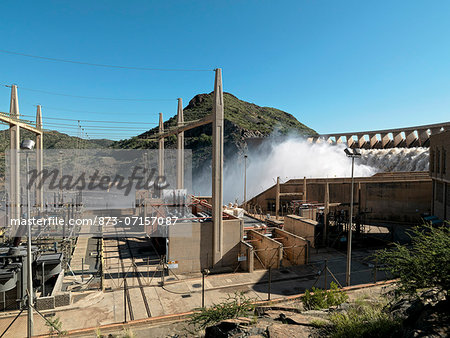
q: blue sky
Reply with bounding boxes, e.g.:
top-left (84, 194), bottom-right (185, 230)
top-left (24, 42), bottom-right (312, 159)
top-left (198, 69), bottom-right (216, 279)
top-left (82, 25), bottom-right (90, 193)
top-left (0, 1), bottom-right (449, 140)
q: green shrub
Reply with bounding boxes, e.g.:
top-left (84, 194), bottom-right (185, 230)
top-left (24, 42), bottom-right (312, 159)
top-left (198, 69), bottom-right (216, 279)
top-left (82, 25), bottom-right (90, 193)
top-left (375, 224), bottom-right (450, 297)
top-left (327, 282), bottom-right (349, 307)
top-left (302, 282), bottom-right (348, 310)
top-left (45, 316), bottom-right (67, 336)
top-left (326, 300), bottom-right (401, 338)
top-left (189, 292), bottom-right (255, 330)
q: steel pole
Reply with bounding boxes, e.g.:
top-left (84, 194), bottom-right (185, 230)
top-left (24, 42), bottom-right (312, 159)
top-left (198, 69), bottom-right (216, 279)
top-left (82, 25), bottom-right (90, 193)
top-left (26, 153), bottom-right (34, 337)
top-left (345, 156), bottom-right (355, 287)
top-left (243, 155), bottom-right (247, 204)
top-left (201, 272), bottom-right (205, 308)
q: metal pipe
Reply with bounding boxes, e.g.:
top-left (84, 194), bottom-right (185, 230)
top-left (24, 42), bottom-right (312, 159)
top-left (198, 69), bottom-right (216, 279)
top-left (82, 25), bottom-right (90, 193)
top-left (42, 262), bottom-right (45, 296)
top-left (124, 278), bottom-right (127, 323)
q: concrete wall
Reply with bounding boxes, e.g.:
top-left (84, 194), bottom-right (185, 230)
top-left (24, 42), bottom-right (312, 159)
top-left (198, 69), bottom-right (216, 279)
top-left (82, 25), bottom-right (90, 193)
top-left (361, 181), bottom-right (431, 223)
top-left (168, 218), bottom-right (242, 274)
top-left (36, 270), bottom-right (71, 310)
top-left (239, 241), bottom-right (254, 273)
top-left (247, 172), bottom-right (432, 225)
top-left (430, 131), bottom-right (450, 220)
top-left (247, 230), bottom-right (282, 270)
top-left (284, 215), bottom-right (317, 248)
top-left (273, 228), bottom-right (309, 265)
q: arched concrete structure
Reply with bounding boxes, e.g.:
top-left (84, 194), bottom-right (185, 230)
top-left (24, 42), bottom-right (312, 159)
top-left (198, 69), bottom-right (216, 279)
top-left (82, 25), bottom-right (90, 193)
top-left (309, 122), bottom-right (450, 149)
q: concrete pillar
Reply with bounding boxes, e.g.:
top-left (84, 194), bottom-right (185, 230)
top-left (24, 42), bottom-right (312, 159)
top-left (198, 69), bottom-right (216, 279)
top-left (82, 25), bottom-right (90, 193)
top-left (212, 68), bottom-right (224, 265)
top-left (393, 132), bottom-right (404, 147)
top-left (9, 85), bottom-right (20, 222)
top-left (405, 131), bottom-right (417, 147)
top-left (381, 133), bottom-right (391, 148)
top-left (36, 105), bottom-right (43, 210)
top-left (336, 136), bottom-right (344, 145)
top-left (417, 129), bottom-right (429, 146)
top-left (323, 181), bottom-right (329, 246)
top-left (346, 135), bottom-right (355, 148)
top-left (369, 134), bottom-right (378, 148)
top-left (275, 177), bottom-right (280, 220)
top-left (356, 182), bottom-right (362, 235)
top-left (158, 113), bottom-right (164, 178)
top-left (176, 98), bottom-right (184, 189)
top-left (303, 176), bottom-right (307, 203)
top-left (357, 134), bottom-right (366, 148)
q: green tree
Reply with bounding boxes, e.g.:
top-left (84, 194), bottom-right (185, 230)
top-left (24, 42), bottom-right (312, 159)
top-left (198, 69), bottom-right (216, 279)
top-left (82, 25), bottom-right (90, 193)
top-left (375, 224), bottom-right (450, 297)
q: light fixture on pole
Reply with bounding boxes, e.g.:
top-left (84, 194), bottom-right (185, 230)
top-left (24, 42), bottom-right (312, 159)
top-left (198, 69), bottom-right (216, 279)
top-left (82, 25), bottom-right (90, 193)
top-left (243, 155), bottom-right (248, 205)
top-left (20, 139), bottom-right (35, 338)
top-left (344, 147), bottom-right (361, 287)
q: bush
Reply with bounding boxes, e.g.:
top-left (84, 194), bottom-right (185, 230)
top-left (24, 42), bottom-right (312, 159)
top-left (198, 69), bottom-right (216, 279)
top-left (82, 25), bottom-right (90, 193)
top-left (325, 300), bottom-right (401, 338)
top-left (375, 224), bottom-right (450, 297)
top-left (189, 292), bottom-right (255, 330)
top-left (45, 316), bottom-right (67, 336)
top-left (302, 282), bottom-right (348, 310)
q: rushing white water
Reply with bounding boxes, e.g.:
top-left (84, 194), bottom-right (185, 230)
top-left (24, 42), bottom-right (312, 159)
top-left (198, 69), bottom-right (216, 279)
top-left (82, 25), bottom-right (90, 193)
top-left (359, 147), bottom-right (429, 172)
top-left (192, 135), bottom-right (429, 204)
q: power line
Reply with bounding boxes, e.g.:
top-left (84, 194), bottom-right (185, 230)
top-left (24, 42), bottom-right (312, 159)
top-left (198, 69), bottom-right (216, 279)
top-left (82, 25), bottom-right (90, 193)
top-left (2, 84), bottom-right (174, 102)
top-left (44, 124), bottom-right (141, 132)
top-left (43, 121), bottom-right (150, 129)
top-left (43, 129), bottom-right (135, 136)
top-left (0, 49), bottom-right (213, 72)
top-left (16, 113), bottom-right (158, 125)
top-left (33, 105), bottom-right (161, 116)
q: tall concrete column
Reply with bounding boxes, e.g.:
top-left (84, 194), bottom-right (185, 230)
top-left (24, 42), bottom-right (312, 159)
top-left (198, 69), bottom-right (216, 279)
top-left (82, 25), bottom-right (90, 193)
top-left (212, 68), bottom-right (224, 265)
top-left (9, 85), bottom-right (20, 223)
top-left (323, 181), bottom-right (329, 245)
top-left (176, 98), bottom-right (184, 189)
top-left (36, 105), bottom-right (43, 210)
top-left (275, 177), bottom-right (280, 220)
top-left (303, 176), bottom-right (307, 203)
top-left (158, 113), bottom-right (164, 178)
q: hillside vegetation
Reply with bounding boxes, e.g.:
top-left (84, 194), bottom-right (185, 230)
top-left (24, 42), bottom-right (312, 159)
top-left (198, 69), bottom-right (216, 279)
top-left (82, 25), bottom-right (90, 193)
top-left (114, 92), bottom-right (317, 173)
top-left (0, 93), bottom-right (316, 177)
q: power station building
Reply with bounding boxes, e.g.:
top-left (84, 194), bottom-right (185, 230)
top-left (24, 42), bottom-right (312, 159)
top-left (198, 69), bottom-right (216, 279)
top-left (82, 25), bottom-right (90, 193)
top-left (430, 130), bottom-right (450, 221)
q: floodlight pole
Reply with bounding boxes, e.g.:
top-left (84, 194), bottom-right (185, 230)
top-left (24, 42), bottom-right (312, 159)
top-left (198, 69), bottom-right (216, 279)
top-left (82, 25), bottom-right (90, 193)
top-left (25, 152), bottom-right (34, 337)
top-left (345, 155), bottom-right (355, 287)
top-left (243, 155), bottom-right (247, 205)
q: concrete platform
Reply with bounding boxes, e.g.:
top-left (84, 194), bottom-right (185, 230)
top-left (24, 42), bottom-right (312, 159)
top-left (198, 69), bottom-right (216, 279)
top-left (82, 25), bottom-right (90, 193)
top-left (0, 247), bottom-right (387, 336)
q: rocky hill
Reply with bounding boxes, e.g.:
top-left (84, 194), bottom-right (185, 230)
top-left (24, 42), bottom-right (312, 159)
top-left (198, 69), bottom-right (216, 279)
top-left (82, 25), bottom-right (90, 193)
top-left (114, 92), bottom-right (317, 174)
top-left (0, 129), bottom-right (113, 175)
top-left (0, 93), bottom-right (316, 179)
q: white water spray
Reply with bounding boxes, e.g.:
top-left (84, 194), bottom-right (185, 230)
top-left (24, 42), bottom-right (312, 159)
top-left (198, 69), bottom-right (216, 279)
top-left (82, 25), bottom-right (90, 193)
top-left (192, 135), bottom-right (429, 204)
